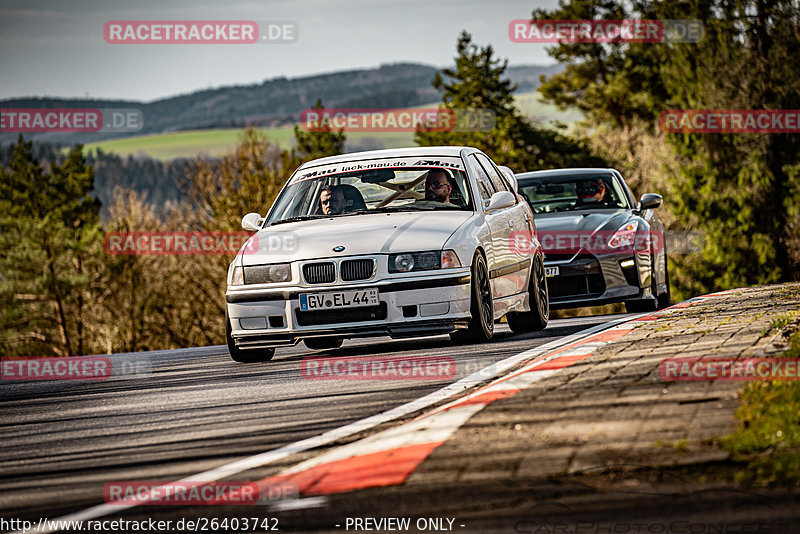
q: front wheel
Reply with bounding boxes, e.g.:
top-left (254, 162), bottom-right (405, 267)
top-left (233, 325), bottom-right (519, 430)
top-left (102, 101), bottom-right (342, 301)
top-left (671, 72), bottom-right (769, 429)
top-left (656, 246), bottom-right (671, 309)
top-left (507, 256), bottom-right (549, 333)
top-left (625, 255), bottom-right (658, 313)
top-left (450, 252), bottom-right (493, 343)
top-left (226, 312), bottom-right (275, 363)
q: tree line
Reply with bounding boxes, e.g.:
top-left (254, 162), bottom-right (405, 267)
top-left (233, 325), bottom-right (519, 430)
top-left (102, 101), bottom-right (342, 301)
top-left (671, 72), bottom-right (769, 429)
top-left (0, 114), bottom-right (344, 357)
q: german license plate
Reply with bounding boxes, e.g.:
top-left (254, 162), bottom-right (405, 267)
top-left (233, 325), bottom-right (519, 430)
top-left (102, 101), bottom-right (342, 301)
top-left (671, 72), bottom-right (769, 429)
top-left (545, 266), bottom-right (559, 278)
top-left (299, 288), bottom-right (379, 311)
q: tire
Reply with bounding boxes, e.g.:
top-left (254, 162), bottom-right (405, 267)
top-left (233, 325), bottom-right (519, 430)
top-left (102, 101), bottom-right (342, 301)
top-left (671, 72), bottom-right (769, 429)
top-left (304, 337), bottom-right (344, 351)
top-left (625, 299), bottom-right (656, 313)
top-left (656, 244), bottom-right (671, 309)
top-left (507, 255), bottom-right (549, 333)
top-left (625, 254), bottom-right (658, 313)
top-left (450, 252), bottom-right (493, 343)
top-left (226, 312), bottom-right (275, 363)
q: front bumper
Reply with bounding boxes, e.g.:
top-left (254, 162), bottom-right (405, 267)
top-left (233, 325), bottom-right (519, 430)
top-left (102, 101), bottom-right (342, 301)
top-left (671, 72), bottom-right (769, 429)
top-left (545, 251), bottom-right (652, 310)
top-left (225, 271), bottom-right (472, 349)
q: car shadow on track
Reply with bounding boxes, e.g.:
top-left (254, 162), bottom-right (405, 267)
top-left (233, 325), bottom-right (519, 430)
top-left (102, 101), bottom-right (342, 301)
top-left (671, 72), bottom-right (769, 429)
top-left (272, 316), bottom-right (620, 363)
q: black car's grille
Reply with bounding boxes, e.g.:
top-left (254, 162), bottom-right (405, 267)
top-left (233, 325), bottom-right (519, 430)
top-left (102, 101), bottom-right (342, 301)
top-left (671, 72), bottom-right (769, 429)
top-left (303, 262), bottom-right (335, 284)
top-left (295, 303), bottom-right (387, 326)
top-left (546, 254), bottom-right (605, 300)
top-left (549, 274), bottom-right (606, 299)
top-left (340, 259), bottom-right (374, 281)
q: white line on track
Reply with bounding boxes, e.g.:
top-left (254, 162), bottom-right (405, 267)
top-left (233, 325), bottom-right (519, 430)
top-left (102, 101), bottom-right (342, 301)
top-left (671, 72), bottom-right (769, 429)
top-left (27, 314), bottom-right (643, 533)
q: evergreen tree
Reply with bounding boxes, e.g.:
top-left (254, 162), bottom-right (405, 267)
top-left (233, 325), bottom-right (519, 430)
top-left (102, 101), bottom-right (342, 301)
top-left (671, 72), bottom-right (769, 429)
top-left (534, 0), bottom-right (800, 295)
top-left (661, 0), bottom-right (800, 288)
top-left (415, 31), bottom-right (604, 170)
top-left (292, 99), bottom-right (347, 163)
top-left (0, 136), bottom-right (101, 356)
top-left (532, 1), bottom-right (668, 135)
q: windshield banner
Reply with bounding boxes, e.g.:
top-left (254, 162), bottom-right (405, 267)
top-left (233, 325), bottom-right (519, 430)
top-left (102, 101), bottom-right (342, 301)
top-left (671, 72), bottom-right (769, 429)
top-left (290, 156), bottom-right (465, 184)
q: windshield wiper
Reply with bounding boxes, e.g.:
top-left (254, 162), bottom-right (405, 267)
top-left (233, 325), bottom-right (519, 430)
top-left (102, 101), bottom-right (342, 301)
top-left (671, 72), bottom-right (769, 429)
top-left (270, 215), bottom-right (327, 226)
top-left (370, 206), bottom-right (432, 212)
top-left (334, 207), bottom-right (433, 216)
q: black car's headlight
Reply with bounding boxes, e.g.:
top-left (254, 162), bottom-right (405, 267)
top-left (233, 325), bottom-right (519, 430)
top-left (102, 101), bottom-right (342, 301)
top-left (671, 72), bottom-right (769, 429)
top-left (389, 250), bottom-right (461, 273)
top-left (607, 220), bottom-right (640, 249)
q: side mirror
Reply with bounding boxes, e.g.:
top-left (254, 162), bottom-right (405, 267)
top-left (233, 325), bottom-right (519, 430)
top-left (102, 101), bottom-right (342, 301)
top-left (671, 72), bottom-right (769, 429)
top-left (638, 193), bottom-right (663, 211)
top-left (485, 191), bottom-right (516, 213)
top-left (241, 212), bottom-right (263, 232)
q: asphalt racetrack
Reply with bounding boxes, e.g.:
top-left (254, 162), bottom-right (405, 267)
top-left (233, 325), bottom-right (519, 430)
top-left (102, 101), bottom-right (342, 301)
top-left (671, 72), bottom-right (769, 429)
top-left (1, 315), bottom-right (631, 531)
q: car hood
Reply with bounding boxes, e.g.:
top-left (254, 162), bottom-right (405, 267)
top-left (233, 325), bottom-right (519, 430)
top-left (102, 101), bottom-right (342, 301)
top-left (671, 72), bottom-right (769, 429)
top-left (241, 211), bottom-right (472, 265)
top-left (534, 209), bottom-right (632, 252)
top-left (534, 209), bottom-right (629, 232)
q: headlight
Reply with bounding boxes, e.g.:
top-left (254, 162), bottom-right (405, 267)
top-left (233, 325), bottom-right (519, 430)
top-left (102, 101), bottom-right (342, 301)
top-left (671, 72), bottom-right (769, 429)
top-left (393, 253), bottom-right (417, 272)
top-left (228, 263), bottom-right (291, 285)
top-left (261, 263), bottom-right (291, 283)
top-left (389, 250), bottom-right (461, 273)
top-left (246, 263), bottom-right (291, 284)
top-left (229, 266), bottom-right (244, 286)
top-left (608, 220), bottom-right (640, 249)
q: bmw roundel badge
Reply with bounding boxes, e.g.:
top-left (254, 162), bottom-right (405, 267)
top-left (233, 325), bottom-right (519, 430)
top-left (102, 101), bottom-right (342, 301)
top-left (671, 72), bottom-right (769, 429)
top-left (333, 245), bottom-right (345, 252)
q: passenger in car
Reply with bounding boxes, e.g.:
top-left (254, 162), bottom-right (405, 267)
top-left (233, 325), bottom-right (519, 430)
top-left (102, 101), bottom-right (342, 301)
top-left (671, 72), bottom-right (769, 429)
top-left (320, 185), bottom-right (346, 215)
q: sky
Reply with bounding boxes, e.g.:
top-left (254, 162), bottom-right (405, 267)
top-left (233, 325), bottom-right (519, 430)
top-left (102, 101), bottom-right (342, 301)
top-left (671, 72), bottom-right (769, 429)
top-left (0, 0), bottom-right (559, 102)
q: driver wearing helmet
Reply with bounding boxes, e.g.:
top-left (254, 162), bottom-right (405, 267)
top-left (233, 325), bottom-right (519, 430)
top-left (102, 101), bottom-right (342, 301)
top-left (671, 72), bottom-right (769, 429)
top-left (576, 178), bottom-right (608, 205)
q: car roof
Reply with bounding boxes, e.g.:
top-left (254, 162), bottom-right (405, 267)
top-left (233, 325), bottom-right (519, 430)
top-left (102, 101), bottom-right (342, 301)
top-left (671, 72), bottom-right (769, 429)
top-left (297, 146), bottom-right (476, 169)
top-left (516, 168), bottom-right (619, 180)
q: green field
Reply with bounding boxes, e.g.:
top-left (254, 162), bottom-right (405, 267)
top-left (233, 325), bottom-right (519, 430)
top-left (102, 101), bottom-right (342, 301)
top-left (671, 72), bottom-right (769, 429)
top-left (82, 92), bottom-right (581, 162)
top-left (83, 128), bottom-right (416, 162)
top-left (84, 128), bottom-right (295, 161)
top-left (514, 92), bottom-right (584, 124)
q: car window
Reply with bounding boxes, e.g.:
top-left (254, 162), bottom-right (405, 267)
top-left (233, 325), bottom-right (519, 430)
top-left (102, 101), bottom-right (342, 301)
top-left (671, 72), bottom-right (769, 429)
top-left (267, 158), bottom-right (473, 224)
top-left (475, 154), bottom-right (510, 194)
top-left (467, 155), bottom-right (495, 201)
top-left (614, 172), bottom-right (635, 208)
top-left (518, 174), bottom-right (628, 213)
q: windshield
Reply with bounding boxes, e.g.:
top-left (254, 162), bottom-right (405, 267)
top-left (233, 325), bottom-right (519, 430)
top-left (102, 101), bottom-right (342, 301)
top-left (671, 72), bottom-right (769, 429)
top-left (267, 157), bottom-right (472, 225)
top-left (518, 174), bottom-right (628, 214)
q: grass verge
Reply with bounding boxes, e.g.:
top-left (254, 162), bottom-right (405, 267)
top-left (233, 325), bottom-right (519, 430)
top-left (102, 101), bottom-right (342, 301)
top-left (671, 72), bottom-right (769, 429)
top-left (721, 316), bottom-right (800, 485)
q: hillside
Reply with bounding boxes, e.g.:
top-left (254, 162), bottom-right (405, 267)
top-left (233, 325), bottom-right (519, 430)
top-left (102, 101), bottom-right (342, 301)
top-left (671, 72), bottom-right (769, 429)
top-left (79, 91), bottom-right (579, 162)
top-left (0, 62), bottom-right (563, 147)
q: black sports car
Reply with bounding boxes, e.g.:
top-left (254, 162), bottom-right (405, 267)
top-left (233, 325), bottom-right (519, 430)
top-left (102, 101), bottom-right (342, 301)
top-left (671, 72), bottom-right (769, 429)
top-left (516, 168), bottom-right (670, 312)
